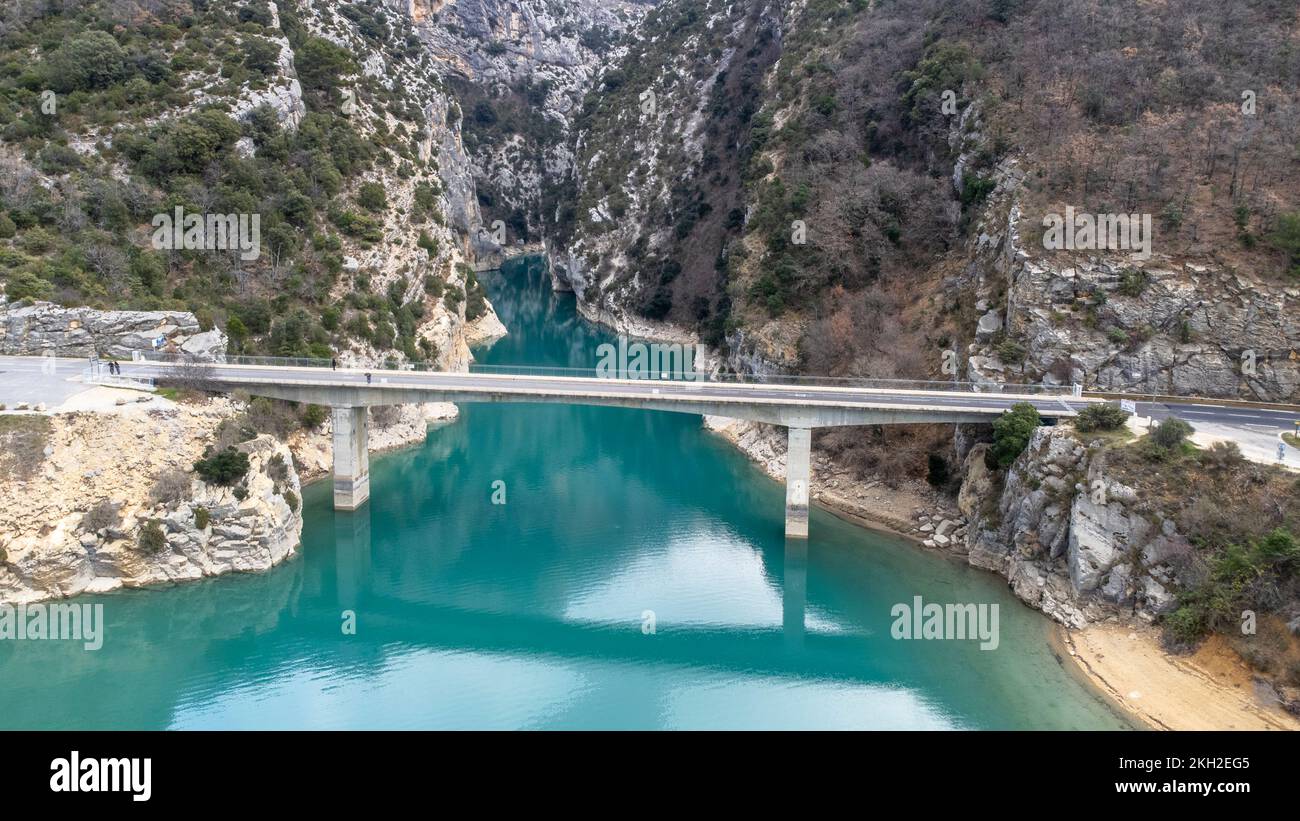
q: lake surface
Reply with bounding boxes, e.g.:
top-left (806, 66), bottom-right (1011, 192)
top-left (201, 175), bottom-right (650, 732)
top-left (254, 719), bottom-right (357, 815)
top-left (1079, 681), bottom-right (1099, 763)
top-left (0, 257), bottom-right (1131, 729)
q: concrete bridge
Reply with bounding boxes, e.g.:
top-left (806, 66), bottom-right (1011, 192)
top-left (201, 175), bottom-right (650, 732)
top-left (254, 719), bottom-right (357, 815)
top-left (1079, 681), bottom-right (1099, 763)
top-left (91, 355), bottom-right (1094, 539)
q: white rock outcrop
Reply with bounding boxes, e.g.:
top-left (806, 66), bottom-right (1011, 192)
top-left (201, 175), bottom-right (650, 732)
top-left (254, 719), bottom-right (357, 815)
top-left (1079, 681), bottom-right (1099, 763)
top-left (959, 426), bottom-right (1182, 627)
top-left (0, 301), bottom-right (227, 360)
top-left (0, 403), bottom-right (301, 604)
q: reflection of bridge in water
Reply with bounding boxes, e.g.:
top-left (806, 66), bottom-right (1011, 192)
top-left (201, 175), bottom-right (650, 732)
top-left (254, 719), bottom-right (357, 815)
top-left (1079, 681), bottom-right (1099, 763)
top-left (328, 511), bottom-right (857, 682)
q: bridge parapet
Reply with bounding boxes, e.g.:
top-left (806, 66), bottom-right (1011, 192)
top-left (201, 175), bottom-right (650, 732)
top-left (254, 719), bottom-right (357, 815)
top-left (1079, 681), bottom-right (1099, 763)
top-left (128, 351), bottom-right (1068, 395)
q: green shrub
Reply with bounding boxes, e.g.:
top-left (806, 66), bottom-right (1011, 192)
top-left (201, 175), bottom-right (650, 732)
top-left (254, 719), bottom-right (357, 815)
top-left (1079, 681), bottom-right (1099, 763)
top-left (358, 181), bottom-right (387, 211)
top-left (295, 37), bottom-right (357, 92)
top-left (991, 402), bottom-right (1041, 468)
top-left (194, 506), bottom-right (210, 530)
top-left (283, 490), bottom-right (299, 513)
top-left (42, 31), bottom-right (129, 93)
top-left (301, 404), bottom-right (329, 429)
top-left (1167, 529), bottom-right (1299, 643)
top-left (1150, 417), bottom-right (1193, 450)
top-left (465, 282), bottom-right (487, 321)
top-left (995, 337), bottom-right (1026, 364)
top-left (0, 213), bottom-right (16, 239)
top-left (243, 36), bottom-right (282, 76)
top-left (194, 447), bottom-right (251, 486)
top-left (1074, 403), bottom-right (1129, 433)
top-left (1162, 605), bottom-right (1207, 644)
top-left (138, 519), bottom-right (167, 554)
top-left (0, 271), bottom-right (53, 301)
top-left (1267, 212), bottom-right (1300, 278)
top-left (960, 174), bottom-right (995, 207)
top-left (1117, 269), bottom-right (1148, 297)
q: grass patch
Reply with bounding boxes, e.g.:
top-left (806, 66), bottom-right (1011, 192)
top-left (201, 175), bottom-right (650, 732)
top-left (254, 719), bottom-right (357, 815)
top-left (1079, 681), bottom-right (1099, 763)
top-left (0, 415), bottom-right (52, 481)
top-left (1069, 425), bottom-right (1135, 447)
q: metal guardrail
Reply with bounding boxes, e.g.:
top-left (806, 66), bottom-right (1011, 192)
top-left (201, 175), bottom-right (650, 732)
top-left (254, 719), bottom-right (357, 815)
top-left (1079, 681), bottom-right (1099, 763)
top-left (128, 351), bottom-right (1072, 395)
top-left (83, 365), bottom-right (155, 390)
top-left (1083, 389), bottom-right (1300, 413)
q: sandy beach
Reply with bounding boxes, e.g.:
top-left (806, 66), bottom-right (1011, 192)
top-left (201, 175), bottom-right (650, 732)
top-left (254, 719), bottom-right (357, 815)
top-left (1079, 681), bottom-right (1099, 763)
top-left (1062, 621), bottom-right (1299, 731)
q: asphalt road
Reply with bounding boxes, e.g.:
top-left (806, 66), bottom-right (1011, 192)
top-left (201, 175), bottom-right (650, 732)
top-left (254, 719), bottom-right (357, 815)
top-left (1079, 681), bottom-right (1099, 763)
top-left (0, 356), bottom-right (96, 408)
top-left (1140, 401), bottom-right (1300, 431)
top-left (1, 356), bottom-right (1297, 432)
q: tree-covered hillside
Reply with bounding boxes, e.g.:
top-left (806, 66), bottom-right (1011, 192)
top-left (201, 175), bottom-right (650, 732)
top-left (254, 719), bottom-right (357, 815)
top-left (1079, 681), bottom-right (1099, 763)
top-left (0, 0), bottom-right (489, 365)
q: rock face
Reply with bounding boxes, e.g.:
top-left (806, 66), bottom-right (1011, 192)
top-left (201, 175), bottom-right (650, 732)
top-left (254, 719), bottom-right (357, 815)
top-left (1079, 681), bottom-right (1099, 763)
top-left (1005, 254), bottom-right (1299, 401)
top-left (0, 403), bottom-right (301, 604)
top-left (402, 0), bottom-right (655, 233)
top-left (959, 426), bottom-right (1182, 628)
top-left (958, 161), bottom-right (1300, 402)
top-left (0, 301), bottom-right (228, 360)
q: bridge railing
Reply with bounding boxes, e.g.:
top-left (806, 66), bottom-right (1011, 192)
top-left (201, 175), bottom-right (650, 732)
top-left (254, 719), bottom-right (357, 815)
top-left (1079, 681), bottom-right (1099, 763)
top-left (83, 366), bottom-right (155, 390)
top-left (127, 351), bottom-right (1068, 395)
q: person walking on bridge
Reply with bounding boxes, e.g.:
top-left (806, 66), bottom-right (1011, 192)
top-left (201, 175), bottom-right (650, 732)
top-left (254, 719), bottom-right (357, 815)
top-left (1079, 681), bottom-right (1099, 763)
top-left (331, 358), bottom-right (337, 371)
top-left (365, 372), bottom-right (371, 384)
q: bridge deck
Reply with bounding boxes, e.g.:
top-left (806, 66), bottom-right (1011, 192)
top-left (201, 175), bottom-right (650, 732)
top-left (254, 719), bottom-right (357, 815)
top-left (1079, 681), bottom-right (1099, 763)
top-left (116, 359), bottom-right (1093, 425)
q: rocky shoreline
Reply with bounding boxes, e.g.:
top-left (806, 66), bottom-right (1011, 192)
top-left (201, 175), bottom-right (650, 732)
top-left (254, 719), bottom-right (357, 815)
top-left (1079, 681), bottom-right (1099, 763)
top-left (0, 398), bottom-right (302, 604)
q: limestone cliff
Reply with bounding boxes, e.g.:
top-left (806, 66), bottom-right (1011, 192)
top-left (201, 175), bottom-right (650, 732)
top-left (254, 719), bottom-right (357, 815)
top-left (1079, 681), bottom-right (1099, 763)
top-left (397, 0), bottom-right (656, 243)
top-left (0, 300), bottom-right (227, 361)
top-left (957, 424), bottom-right (1298, 633)
top-left (957, 162), bottom-right (1300, 403)
top-left (0, 401), bottom-right (302, 604)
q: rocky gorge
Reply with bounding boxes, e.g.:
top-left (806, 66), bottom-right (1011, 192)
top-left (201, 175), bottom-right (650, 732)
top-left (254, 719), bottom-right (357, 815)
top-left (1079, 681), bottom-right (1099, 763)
top-left (2, 0), bottom-right (1298, 730)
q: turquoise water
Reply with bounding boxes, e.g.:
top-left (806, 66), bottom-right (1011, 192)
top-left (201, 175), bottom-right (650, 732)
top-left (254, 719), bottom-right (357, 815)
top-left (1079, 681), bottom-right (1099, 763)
top-left (0, 258), bottom-right (1130, 729)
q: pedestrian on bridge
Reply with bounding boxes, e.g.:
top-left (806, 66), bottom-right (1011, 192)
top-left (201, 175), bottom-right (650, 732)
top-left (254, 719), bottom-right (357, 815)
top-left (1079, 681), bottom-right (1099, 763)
top-left (332, 358), bottom-right (337, 371)
top-left (365, 372), bottom-right (371, 384)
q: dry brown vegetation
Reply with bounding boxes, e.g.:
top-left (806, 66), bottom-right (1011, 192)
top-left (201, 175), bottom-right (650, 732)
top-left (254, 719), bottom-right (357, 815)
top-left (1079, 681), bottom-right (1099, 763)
top-left (1104, 436), bottom-right (1300, 691)
top-left (816, 423), bottom-right (960, 490)
top-left (1107, 442), bottom-right (1298, 550)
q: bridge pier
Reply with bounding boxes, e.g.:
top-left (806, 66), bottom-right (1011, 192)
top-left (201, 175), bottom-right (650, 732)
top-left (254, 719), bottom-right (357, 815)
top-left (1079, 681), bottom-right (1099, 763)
top-left (332, 406), bottom-right (370, 510)
top-left (785, 426), bottom-right (812, 539)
